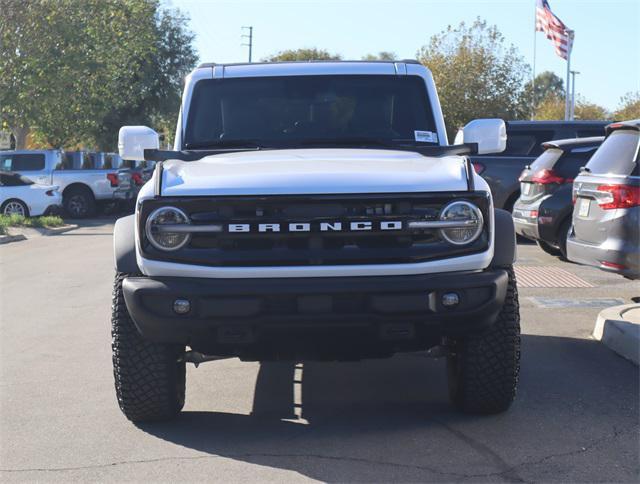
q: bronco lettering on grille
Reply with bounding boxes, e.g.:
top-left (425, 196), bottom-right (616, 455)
top-left (228, 221), bottom-right (403, 233)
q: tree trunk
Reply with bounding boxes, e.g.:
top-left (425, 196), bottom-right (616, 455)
top-left (12, 126), bottom-right (30, 149)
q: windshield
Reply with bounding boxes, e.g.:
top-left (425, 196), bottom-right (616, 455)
top-left (184, 75), bottom-right (438, 149)
top-left (586, 130), bottom-right (639, 176)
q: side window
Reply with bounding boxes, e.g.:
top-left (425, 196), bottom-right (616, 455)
top-left (576, 128), bottom-right (606, 138)
top-left (503, 135), bottom-right (536, 156)
top-left (0, 156), bottom-right (12, 171)
top-left (0, 154), bottom-right (45, 171)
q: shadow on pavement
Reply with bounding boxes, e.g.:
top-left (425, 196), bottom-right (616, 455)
top-left (139, 335), bottom-right (639, 482)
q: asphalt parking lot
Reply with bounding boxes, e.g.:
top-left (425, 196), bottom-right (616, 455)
top-left (1, 221), bottom-right (638, 482)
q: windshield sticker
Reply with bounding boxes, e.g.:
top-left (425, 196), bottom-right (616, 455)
top-left (414, 130), bottom-right (438, 143)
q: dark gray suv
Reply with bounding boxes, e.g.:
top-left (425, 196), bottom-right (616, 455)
top-left (567, 120), bottom-right (640, 279)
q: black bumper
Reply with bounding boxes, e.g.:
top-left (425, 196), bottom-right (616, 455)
top-left (123, 269), bottom-right (508, 358)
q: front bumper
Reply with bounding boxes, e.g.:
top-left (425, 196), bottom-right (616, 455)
top-left (122, 269), bottom-right (509, 359)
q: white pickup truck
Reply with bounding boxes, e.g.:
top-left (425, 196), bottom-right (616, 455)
top-left (112, 60), bottom-right (520, 422)
top-left (0, 150), bottom-right (134, 217)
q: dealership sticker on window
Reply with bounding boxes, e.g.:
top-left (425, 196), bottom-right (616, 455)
top-left (414, 130), bottom-right (438, 143)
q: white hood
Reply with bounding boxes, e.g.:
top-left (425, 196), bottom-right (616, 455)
top-left (160, 148), bottom-right (469, 196)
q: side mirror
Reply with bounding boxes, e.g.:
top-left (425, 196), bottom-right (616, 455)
top-left (460, 119), bottom-right (506, 155)
top-left (118, 126), bottom-right (159, 160)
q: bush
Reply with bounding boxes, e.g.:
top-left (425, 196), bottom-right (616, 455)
top-left (0, 214), bottom-right (64, 235)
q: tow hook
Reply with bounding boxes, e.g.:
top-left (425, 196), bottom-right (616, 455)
top-left (179, 350), bottom-right (227, 368)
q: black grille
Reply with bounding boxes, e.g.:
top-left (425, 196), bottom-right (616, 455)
top-left (139, 193), bottom-right (490, 266)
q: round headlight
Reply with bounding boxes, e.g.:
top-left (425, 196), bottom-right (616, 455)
top-left (145, 207), bottom-right (191, 251)
top-left (438, 201), bottom-right (484, 245)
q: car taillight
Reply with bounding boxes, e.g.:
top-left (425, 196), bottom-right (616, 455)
top-left (595, 184), bottom-right (640, 210)
top-left (106, 173), bottom-right (119, 187)
top-left (131, 173), bottom-right (143, 186)
top-left (530, 169), bottom-right (566, 184)
top-left (471, 162), bottom-right (485, 175)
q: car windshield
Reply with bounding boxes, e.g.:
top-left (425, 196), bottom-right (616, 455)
top-left (586, 129), bottom-right (640, 176)
top-left (184, 75), bottom-right (438, 149)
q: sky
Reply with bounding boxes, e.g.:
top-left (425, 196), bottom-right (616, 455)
top-left (168, 0), bottom-right (640, 112)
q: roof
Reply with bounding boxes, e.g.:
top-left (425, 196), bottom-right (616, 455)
top-left (197, 59), bottom-right (421, 69)
top-left (542, 136), bottom-right (604, 151)
top-left (606, 119), bottom-right (640, 134)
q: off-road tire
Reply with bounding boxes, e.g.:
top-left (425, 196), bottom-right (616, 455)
top-left (112, 272), bottom-right (185, 422)
top-left (536, 239), bottom-right (561, 257)
top-left (63, 186), bottom-right (96, 218)
top-left (446, 266), bottom-right (521, 414)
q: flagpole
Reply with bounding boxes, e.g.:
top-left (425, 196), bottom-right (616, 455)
top-left (564, 30), bottom-right (574, 121)
top-left (532, 0), bottom-right (537, 120)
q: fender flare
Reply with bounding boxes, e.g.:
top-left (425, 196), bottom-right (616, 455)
top-left (490, 208), bottom-right (517, 268)
top-left (113, 215), bottom-right (139, 273)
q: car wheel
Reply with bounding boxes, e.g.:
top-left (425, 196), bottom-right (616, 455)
top-left (1, 199), bottom-right (29, 217)
top-left (558, 219), bottom-right (572, 261)
top-left (447, 266), bottom-right (521, 414)
top-left (64, 187), bottom-right (96, 219)
top-left (536, 239), bottom-right (562, 257)
top-left (112, 272), bottom-right (186, 422)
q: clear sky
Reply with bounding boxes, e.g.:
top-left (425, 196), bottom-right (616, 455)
top-left (168, 0), bottom-right (639, 112)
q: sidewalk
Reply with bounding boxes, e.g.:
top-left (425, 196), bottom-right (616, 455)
top-left (594, 304), bottom-right (640, 365)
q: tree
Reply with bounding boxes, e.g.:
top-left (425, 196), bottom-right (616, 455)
top-left (262, 48), bottom-right (342, 62)
top-left (523, 71), bottom-right (564, 115)
top-left (416, 19), bottom-right (530, 139)
top-left (362, 51), bottom-right (397, 61)
top-left (613, 92), bottom-right (640, 120)
top-left (0, 0), bottom-right (196, 150)
top-left (534, 95), bottom-right (609, 120)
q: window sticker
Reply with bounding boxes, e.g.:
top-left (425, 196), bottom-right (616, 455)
top-left (414, 130), bottom-right (438, 143)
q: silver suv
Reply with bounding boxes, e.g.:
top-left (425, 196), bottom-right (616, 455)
top-left (567, 120), bottom-right (640, 279)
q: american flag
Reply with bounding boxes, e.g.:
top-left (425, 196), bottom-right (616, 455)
top-left (536, 0), bottom-right (573, 60)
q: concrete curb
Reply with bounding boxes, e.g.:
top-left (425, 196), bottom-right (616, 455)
top-left (594, 304), bottom-right (640, 365)
top-left (0, 234), bottom-right (27, 245)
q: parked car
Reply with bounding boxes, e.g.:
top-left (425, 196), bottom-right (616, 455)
top-left (513, 136), bottom-right (603, 258)
top-left (463, 121), bottom-right (608, 211)
top-left (0, 171), bottom-right (61, 216)
top-left (0, 150), bottom-right (134, 218)
top-left (567, 120), bottom-right (640, 279)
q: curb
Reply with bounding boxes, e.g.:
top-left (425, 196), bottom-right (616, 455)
top-left (0, 234), bottom-right (27, 245)
top-left (38, 224), bottom-right (78, 236)
top-left (594, 304), bottom-right (640, 365)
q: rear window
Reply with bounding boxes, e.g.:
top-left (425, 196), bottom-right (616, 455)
top-left (530, 148), bottom-right (563, 171)
top-left (586, 130), bottom-right (640, 176)
top-left (503, 131), bottom-right (555, 156)
top-left (0, 153), bottom-right (45, 171)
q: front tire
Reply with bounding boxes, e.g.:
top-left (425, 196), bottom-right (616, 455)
top-left (447, 267), bottom-right (521, 414)
top-left (111, 272), bottom-right (186, 422)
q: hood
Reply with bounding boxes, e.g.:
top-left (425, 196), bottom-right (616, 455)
top-left (160, 148), bottom-right (469, 196)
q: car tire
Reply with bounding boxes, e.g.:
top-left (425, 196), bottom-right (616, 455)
top-left (536, 239), bottom-right (561, 257)
top-left (558, 219), bottom-right (572, 261)
top-left (446, 266), bottom-right (521, 414)
top-left (1, 199), bottom-right (29, 217)
top-left (63, 186), bottom-right (96, 219)
top-left (112, 272), bottom-right (186, 422)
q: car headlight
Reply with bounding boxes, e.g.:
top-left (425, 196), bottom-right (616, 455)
top-left (438, 201), bottom-right (484, 245)
top-left (145, 207), bottom-right (191, 251)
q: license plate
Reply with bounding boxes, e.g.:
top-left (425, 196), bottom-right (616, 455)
top-left (522, 183), bottom-right (531, 195)
top-left (578, 198), bottom-right (590, 217)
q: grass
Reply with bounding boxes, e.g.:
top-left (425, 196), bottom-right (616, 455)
top-left (0, 214), bottom-right (65, 235)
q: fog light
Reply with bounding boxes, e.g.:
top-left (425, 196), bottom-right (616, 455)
top-left (441, 292), bottom-right (460, 307)
top-left (173, 299), bottom-right (191, 314)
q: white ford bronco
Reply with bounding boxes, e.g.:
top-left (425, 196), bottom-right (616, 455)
top-left (113, 61), bottom-right (520, 422)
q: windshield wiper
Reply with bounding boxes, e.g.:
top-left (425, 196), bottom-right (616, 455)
top-left (183, 139), bottom-right (266, 150)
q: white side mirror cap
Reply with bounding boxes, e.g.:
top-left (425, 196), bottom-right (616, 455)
top-left (118, 126), bottom-right (159, 160)
top-left (461, 119), bottom-right (507, 155)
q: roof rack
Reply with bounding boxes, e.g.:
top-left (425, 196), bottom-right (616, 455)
top-left (196, 59), bottom-right (422, 69)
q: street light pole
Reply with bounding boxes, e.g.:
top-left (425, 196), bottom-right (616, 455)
top-left (241, 26), bottom-right (253, 63)
top-left (570, 70), bottom-right (580, 120)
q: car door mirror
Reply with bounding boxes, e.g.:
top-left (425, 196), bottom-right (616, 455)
top-left (461, 119), bottom-right (507, 155)
top-left (118, 126), bottom-right (159, 161)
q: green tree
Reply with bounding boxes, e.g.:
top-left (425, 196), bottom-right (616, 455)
top-left (362, 51), bottom-right (397, 61)
top-left (416, 19), bottom-right (530, 139)
top-left (262, 48), bottom-right (342, 62)
top-left (523, 71), bottom-right (565, 115)
top-left (613, 92), bottom-right (640, 120)
top-left (534, 95), bottom-right (609, 120)
top-left (0, 0), bottom-right (196, 150)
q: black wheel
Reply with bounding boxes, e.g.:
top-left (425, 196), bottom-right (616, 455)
top-left (1, 199), bottom-right (29, 217)
top-left (63, 186), bottom-right (96, 218)
top-left (557, 219), bottom-right (572, 261)
top-left (536, 239), bottom-right (562, 256)
top-left (447, 267), bottom-right (521, 414)
top-left (112, 272), bottom-right (185, 422)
